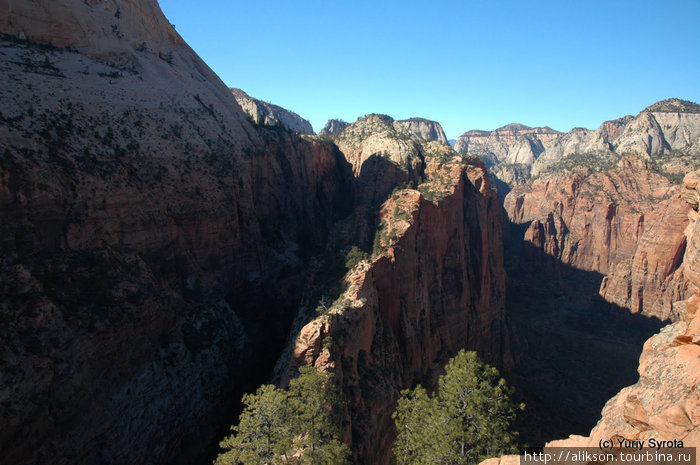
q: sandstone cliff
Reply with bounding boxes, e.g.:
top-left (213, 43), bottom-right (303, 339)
top-left (329, 113), bottom-right (458, 209)
top-left (331, 114), bottom-right (451, 178)
top-left (540, 169), bottom-right (700, 451)
top-left (455, 124), bottom-right (561, 169)
top-left (0, 1), bottom-right (353, 464)
top-left (320, 118), bottom-right (349, 136)
top-left (504, 155), bottom-right (691, 320)
top-left (393, 117), bottom-right (449, 145)
top-left (231, 88), bottom-right (314, 134)
top-left (284, 160), bottom-right (508, 465)
top-left (457, 99), bottom-right (700, 187)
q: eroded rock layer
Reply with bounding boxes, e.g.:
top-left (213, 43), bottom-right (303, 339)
top-left (457, 99), bottom-right (700, 186)
top-left (285, 161), bottom-right (509, 465)
top-left (504, 155), bottom-right (692, 320)
top-left (546, 169), bottom-right (700, 450)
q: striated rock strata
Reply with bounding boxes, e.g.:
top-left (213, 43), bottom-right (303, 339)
top-left (504, 155), bottom-right (692, 320)
top-left (457, 99), bottom-right (700, 187)
top-left (543, 169), bottom-right (700, 451)
top-left (455, 123), bottom-right (561, 168)
top-left (284, 160), bottom-right (509, 465)
top-left (393, 117), bottom-right (448, 145)
top-left (478, 169), bottom-right (700, 465)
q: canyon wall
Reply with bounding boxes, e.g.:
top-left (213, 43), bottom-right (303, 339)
top-left (0, 1), bottom-right (353, 464)
top-left (504, 155), bottom-right (692, 320)
top-left (455, 124), bottom-right (561, 169)
top-left (285, 160), bottom-right (509, 465)
top-left (544, 169), bottom-right (700, 449)
top-left (5, 2), bottom-right (699, 464)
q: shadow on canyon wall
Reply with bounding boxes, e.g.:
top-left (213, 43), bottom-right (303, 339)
top-left (502, 220), bottom-right (665, 448)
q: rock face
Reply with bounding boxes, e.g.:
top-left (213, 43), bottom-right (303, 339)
top-left (455, 124), bottom-right (561, 169)
top-left (393, 117), bottom-right (449, 145)
top-left (497, 100), bottom-right (700, 321)
top-left (613, 101), bottom-right (700, 159)
top-left (285, 160), bottom-right (508, 465)
top-left (504, 155), bottom-right (692, 320)
top-left (0, 1), bottom-right (352, 464)
top-left (231, 88), bottom-right (315, 134)
top-left (320, 118), bottom-right (349, 136)
top-left (330, 114), bottom-right (458, 208)
top-left (457, 99), bottom-right (700, 187)
top-left (545, 169), bottom-right (700, 450)
top-left (0, 0), bottom-right (184, 60)
top-left (0, 3), bottom-right (513, 465)
top-left (334, 114), bottom-right (424, 175)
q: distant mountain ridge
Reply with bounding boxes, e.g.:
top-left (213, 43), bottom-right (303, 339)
top-left (455, 98), bottom-right (700, 186)
top-left (322, 114), bottom-right (448, 145)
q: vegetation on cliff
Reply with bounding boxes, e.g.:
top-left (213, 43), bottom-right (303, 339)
top-left (392, 351), bottom-right (523, 465)
top-left (216, 367), bottom-right (349, 465)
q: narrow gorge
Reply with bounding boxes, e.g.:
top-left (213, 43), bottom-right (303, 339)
top-left (1, 1), bottom-right (699, 465)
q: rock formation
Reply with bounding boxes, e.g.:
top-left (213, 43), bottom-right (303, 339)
top-left (455, 124), bottom-right (561, 169)
top-left (392, 117), bottom-right (449, 145)
top-left (320, 118), bottom-right (350, 136)
top-left (457, 99), bottom-right (700, 187)
top-left (504, 155), bottom-right (692, 320)
top-left (0, 2), bottom-right (511, 465)
top-left (0, 1), bottom-right (351, 464)
top-left (478, 168), bottom-right (700, 465)
top-left (284, 159), bottom-right (509, 465)
top-left (4, 2), bottom-right (700, 465)
top-left (497, 100), bottom-right (700, 320)
top-left (539, 169), bottom-right (700, 450)
top-left (0, 0), bottom-right (184, 61)
top-left (231, 88), bottom-right (314, 134)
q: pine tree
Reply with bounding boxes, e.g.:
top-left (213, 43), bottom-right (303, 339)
top-left (216, 367), bottom-right (350, 465)
top-left (392, 350), bottom-right (524, 465)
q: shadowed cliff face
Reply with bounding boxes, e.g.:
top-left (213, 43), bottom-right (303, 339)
top-left (504, 155), bottom-right (692, 320)
top-left (0, 2), bottom-right (354, 464)
top-left (285, 161), bottom-right (509, 465)
top-left (542, 169), bottom-right (700, 449)
top-left (478, 171), bottom-right (700, 465)
top-left (0, 3), bottom-right (508, 464)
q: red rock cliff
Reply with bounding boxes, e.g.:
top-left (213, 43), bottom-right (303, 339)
top-left (544, 169), bottom-right (700, 450)
top-left (0, 1), bottom-right (353, 464)
top-left (504, 155), bottom-right (692, 320)
top-left (285, 161), bottom-right (509, 465)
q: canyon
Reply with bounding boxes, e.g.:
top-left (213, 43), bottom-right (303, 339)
top-left (1, 1), bottom-right (700, 465)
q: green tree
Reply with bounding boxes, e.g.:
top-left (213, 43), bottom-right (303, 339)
top-left (345, 246), bottom-right (368, 270)
top-left (392, 350), bottom-right (523, 465)
top-left (216, 367), bottom-right (350, 465)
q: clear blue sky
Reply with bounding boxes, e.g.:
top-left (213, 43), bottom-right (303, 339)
top-left (159, 0), bottom-right (699, 139)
